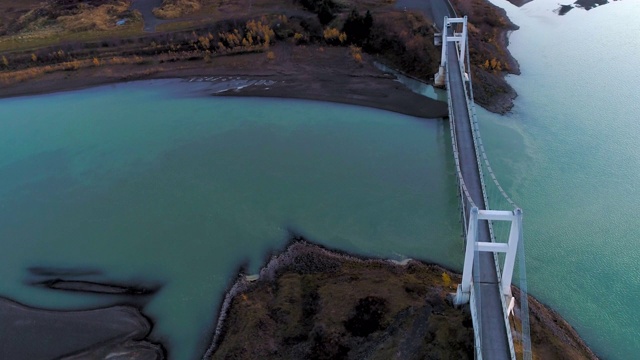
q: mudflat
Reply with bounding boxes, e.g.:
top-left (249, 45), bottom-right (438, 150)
top-left (0, 297), bottom-right (163, 359)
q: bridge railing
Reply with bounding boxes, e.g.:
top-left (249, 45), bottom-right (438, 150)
top-left (462, 39), bottom-right (534, 360)
top-left (444, 49), bottom-right (483, 359)
top-left (449, 32), bottom-right (532, 359)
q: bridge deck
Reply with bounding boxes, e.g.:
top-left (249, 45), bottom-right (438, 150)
top-left (447, 43), bottom-right (511, 359)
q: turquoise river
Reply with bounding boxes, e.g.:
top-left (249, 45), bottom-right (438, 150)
top-left (0, 84), bottom-right (461, 360)
top-left (1, 0), bottom-right (639, 359)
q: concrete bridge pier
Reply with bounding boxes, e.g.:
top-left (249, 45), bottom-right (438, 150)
top-left (453, 207), bottom-right (523, 307)
top-left (434, 16), bottom-right (468, 88)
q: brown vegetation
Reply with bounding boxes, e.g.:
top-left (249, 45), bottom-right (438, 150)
top-left (58, 1), bottom-right (133, 32)
top-left (0, 0), bottom-right (515, 115)
top-left (0, 1), bottom-right (443, 94)
top-left (209, 242), bottom-right (599, 360)
top-left (2, 0), bottom-right (136, 34)
top-left (0, 55), bottom-right (146, 85)
top-left (365, 10), bottom-right (440, 79)
top-left (209, 242), bottom-right (474, 359)
top-left (349, 45), bottom-right (363, 64)
top-left (153, 0), bottom-right (202, 19)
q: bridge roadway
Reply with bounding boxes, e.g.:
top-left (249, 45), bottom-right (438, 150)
top-left (446, 32), bottom-right (512, 359)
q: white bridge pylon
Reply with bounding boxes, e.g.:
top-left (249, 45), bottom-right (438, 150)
top-left (454, 207), bottom-right (523, 306)
top-left (434, 16), bottom-right (468, 87)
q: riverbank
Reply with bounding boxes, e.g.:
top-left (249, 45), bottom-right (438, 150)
top-left (0, 240), bottom-right (599, 359)
top-left (206, 241), bottom-right (598, 359)
top-left (0, 44), bottom-right (447, 119)
top-left (0, 0), bottom-right (523, 116)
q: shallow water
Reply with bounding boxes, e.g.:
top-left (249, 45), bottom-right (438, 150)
top-left (0, 81), bottom-right (460, 360)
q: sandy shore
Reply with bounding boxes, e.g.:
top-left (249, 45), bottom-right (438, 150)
top-left (0, 45), bottom-right (448, 119)
top-left (0, 297), bottom-right (163, 359)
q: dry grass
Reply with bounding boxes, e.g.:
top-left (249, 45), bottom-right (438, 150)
top-left (210, 243), bottom-right (472, 359)
top-left (0, 0), bottom-right (43, 28)
top-left (153, 0), bottom-right (202, 19)
top-left (58, 2), bottom-right (132, 32)
top-left (0, 55), bottom-right (147, 85)
top-left (0, 0), bottom-right (142, 52)
top-left (0, 23), bottom-right (144, 53)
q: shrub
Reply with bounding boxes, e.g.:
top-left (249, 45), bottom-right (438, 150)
top-left (153, 0), bottom-right (201, 19)
top-left (323, 27), bottom-right (346, 45)
top-left (266, 51), bottom-right (276, 61)
top-left (293, 32), bottom-right (304, 43)
top-left (350, 46), bottom-right (363, 63)
top-left (442, 272), bottom-right (452, 287)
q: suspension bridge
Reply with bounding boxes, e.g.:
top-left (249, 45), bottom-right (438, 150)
top-left (433, 15), bottom-right (532, 360)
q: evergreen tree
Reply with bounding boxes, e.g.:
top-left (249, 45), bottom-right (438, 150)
top-left (342, 9), bottom-right (373, 45)
top-left (318, 1), bottom-right (335, 25)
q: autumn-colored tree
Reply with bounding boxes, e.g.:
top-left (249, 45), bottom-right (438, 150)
top-left (323, 27), bottom-right (346, 44)
top-left (490, 58), bottom-right (500, 71)
top-left (92, 57), bottom-right (101, 66)
top-left (245, 19), bottom-right (275, 47)
top-left (350, 45), bottom-right (363, 63)
top-left (68, 60), bottom-right (81, 70)
top-left (442, 272), bottom-right (452, 288)
top-left (31, 53), bottom-right (38, 62)
top-left (1, 56), bottom-right (8, 68)
top-left (266, 51), bottom-right (276, 61)
top-left (198, 35), bottom-right (210, 49)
